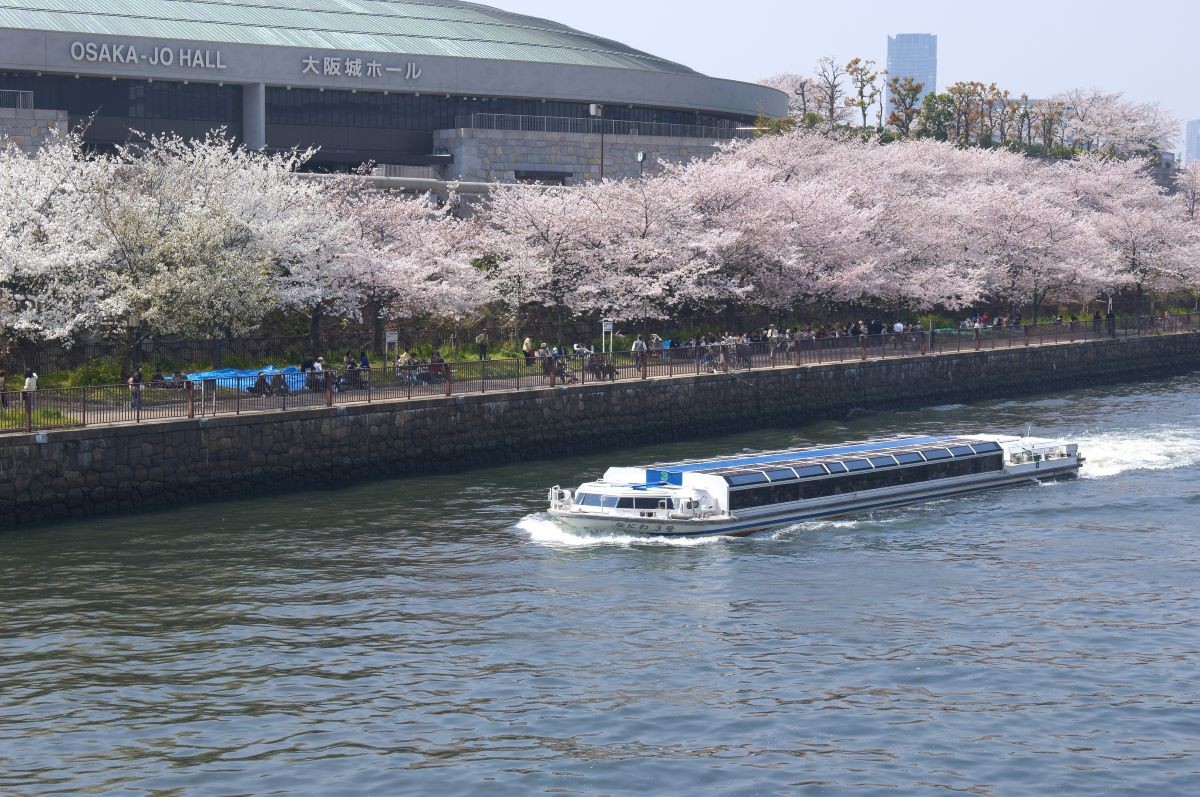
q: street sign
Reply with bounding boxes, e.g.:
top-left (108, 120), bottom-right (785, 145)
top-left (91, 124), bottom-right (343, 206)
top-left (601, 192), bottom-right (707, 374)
top-left (385, 331), bottom-right (399, 344)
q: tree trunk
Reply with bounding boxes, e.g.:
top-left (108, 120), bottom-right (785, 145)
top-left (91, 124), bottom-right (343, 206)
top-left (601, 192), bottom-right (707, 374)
top-left (368, 300), bottom-right (385, 355)
top-left (309, 303), bottom-right (323, 356)
top-left (210, 338), bottom-right (224, 370)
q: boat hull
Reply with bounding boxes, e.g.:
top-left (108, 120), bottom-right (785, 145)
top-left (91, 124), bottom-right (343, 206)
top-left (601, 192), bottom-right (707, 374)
top-left (549, 465), bottom-right (1079, 538)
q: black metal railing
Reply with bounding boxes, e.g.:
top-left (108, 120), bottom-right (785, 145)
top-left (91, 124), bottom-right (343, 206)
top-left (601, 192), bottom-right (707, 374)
top-left (1, 315), bottom-right (1194, 435)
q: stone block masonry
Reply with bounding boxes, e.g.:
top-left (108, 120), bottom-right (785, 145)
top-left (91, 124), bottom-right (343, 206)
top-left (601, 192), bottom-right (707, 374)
top-left (434, 128), bottom-right (718, 184)
top-left (2, 334), bottom-right (1198, 528)
top-left (0, 108), bottom-right (69, 152)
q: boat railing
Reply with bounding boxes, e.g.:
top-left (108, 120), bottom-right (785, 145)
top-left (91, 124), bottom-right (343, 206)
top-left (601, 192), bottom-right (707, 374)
top-left (548, 486), bottom-right (572, 510)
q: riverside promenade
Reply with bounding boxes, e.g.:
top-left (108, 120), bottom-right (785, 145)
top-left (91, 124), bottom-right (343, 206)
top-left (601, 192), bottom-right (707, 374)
top-left (2, 318), bottom-right (1199, 528)
top-left (2, 317), bottom-right (1191, 436)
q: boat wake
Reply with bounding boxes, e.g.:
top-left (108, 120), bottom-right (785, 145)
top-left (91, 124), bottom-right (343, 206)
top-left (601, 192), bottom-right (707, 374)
top-left (515, 515), bottom-right (726, 548)
top-left (1076, 428), bottom-right (1200, 478)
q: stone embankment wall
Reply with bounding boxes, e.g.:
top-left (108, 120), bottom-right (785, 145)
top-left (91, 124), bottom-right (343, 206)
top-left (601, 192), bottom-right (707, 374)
top-left (2, 334), bottom-right (1198, 527)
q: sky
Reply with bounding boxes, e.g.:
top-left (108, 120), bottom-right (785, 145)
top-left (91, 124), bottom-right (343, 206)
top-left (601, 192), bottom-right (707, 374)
top-left (496, 0), bottom-right (1199, 147)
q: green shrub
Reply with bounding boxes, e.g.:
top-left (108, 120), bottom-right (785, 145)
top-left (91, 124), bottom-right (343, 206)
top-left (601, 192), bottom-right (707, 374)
top-left (37, 358), bottom-right (124, 388)
top-left (0, 406), bottom-right (81, 429)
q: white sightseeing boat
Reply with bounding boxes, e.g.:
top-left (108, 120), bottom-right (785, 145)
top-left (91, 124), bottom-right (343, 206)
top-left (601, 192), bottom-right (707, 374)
top-left (547, 435), bottom-right (1083, 538)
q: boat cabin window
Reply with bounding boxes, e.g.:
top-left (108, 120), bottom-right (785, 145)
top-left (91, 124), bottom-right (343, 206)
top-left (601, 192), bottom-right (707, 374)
top-left (843, 459), bottom-right (871, 472)
top-left (795, 464), bottom-right (829, 478)
top-left (576, 493), bottom-right (603, 507)
top-left (971, 442), bottom-right (1003, 454)
top-left (633, 497), bottom-right (666, 509)
top-left (725, 472), bottom-right (769, 486)
top-left (727, 453), bottom-right (1006, 511)
top-left (921, 448), bottom-right (952, 461)
top-left (950, 445), bottom-right (976, 457)
top-left (869, 456), bottom-right (898, 468)
top-left (766, 469), bottom-right (797, 482)
top-left (825, 462), bottom-right (848, 474)
top-left (895, 452), bottom-right (924, 465)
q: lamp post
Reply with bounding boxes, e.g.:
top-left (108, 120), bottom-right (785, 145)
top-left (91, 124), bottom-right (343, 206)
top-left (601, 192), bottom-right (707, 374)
top-left (589, 103), bottom-right (605, 180)
top-left (636, 150), bottom-right (645, 178)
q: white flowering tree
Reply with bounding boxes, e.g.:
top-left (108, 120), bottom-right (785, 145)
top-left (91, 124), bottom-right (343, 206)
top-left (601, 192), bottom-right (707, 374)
top-left (87, 130), bottom-right (341, 368)
top-left (0, 132), bottom-right (110, 364)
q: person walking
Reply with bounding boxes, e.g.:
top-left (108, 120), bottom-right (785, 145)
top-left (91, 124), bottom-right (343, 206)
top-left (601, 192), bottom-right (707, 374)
top-left (475, 328), bottom-right (490, 361)
top-left (522, 336), bottom-right (535, 367)
top-left (127, 366), bottom-right (143, 410)
top-left (632, 335), bottom-right (648, 368)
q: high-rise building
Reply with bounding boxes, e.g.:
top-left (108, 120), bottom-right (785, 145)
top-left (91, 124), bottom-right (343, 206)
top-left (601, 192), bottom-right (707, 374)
top-left (1187, 120), bottom-right (1200, 165)
top-left (885, 34), bottom-right (937, 115)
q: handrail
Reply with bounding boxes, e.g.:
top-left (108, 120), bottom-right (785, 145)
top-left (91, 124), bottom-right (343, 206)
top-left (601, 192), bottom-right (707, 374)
top-left (1, 315), bottom-right (1195, 435)
top-left (0, 90), bottom-right (34, 110)
top-left (454, 112), bottom-right (753, 141)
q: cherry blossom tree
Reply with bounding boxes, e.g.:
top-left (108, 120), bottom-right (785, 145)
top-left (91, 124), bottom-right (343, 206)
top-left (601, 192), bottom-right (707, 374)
top-left (1056, 89), bottom-right (1178, 156)
top-left (475, 183), bottom-right (599, 345)
top-left (0, 131), bottom-right (110, 363)
top-left (1063, 155), bottom-right (1192, 314)
top-left (327, 175), bottom-right (486, 351)
top-left (88, 130), bottom-right (341, 368)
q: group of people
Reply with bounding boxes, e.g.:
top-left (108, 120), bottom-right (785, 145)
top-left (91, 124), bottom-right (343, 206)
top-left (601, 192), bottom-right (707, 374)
top-left (393, 348), bottom-right (448, 384)
top-left (0, 369), bottom-right (38, 409)
top-left (298, 351), bottom-right (372, 392)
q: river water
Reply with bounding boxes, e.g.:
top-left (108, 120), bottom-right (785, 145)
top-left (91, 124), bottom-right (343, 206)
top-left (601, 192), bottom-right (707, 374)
top-left (2, 374), bottom-right (1199, 796)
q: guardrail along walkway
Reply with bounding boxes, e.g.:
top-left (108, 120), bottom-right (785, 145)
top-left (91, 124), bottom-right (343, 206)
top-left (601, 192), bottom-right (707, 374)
top-left (2, 315), bottom-right (1194, 435)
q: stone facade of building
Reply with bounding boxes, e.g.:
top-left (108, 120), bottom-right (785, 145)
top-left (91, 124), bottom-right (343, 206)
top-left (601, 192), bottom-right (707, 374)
top-left (2, 334), bottom-right (1198, 528)
top-left (435, 128), bottom-right (721, 184)
top-left (0, 107), bottom-right (68, 152)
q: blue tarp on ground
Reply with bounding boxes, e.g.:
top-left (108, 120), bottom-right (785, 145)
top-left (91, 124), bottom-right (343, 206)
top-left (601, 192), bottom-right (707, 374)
top-left (172, 366), bottom-right (307, 393)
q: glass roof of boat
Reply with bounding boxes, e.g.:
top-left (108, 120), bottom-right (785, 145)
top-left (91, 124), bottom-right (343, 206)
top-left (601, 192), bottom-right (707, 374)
top-left (644, 437), bottom-right (1004, 486)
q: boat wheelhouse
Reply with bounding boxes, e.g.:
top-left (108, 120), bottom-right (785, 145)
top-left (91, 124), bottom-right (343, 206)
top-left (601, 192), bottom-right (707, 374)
top-left (547, 435), bottom-right (1082, 538)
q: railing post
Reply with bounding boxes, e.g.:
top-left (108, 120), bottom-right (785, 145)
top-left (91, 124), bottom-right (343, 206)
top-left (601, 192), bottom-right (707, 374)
top-left (326, 370), bottom-right (334, 407)
top-left (974, 327), bottom-right (981, 351)
top-left (445, 366), bottom-right (452, 397)
top-left (641, 356), bottom-right (648, 379)
top-left (860, 336), bottom-right (867, 361)
top-left (23, 391), bottom-right (32, 432)
top-left (236, 379), bottom-right (241, 415)
top-left (187, 381), bottom-right (195, 418)
top-left (367, 368), bottom-right (372, 403)
top-left (550, 358), bottom-right (557, 387)
top-left (81, 388), bottom-right (87, 428)
top-left (480, 360), bottom-right (487, 393)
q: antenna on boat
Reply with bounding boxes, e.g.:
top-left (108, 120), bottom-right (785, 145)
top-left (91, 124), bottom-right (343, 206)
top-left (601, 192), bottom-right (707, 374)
top-left (1022, 423), bottom-right (1031, 439)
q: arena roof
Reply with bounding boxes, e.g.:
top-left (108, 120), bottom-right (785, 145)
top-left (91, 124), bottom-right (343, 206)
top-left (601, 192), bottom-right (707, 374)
top-left (0, 0), bottom-right (698, 74)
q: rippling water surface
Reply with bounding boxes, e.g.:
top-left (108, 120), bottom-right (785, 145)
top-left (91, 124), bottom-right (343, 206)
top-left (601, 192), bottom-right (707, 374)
top-left (3, 375), bottom-right (1200, 795)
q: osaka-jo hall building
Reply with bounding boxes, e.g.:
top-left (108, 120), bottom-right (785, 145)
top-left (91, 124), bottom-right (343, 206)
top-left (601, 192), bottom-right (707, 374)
top-left (0, 0), bottom-right (786, 186)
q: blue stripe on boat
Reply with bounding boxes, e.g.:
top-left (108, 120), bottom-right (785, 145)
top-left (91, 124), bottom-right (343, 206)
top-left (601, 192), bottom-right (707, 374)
top-left (650, 436), bottom-right (952, 475)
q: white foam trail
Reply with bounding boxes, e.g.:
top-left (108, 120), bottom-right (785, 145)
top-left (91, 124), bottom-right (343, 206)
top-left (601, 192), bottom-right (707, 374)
top-left (1076, 428), bottom-right (1200, 479)
top-left (515, 515), bottom-right (726, 548)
